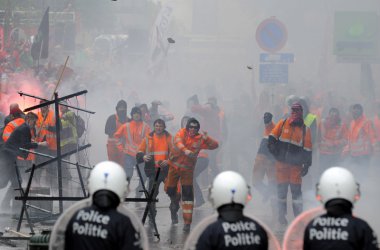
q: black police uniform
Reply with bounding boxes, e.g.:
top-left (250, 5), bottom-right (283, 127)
top-left (196, 214), bottom-right (268, 250)
top-left (65, 204), bottom-right (142, 250)
top-left (304, 201), bottom-right (379, 250)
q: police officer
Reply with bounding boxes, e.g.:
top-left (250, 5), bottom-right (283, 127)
top-left (303, 167), bottom-right (379, 250)
top-left (195, 171), bottom-right (269, 250)
top-left (64, 161), bottom-right (145, 250)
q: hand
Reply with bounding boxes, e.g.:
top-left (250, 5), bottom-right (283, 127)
top-left (201, 131), bottom-right (208, 140)
top-left (184, 149), bottom-right (193, 156)
top-left (159, 160), bottom-right (168, 167)
top-left (184, 149), bottom-right (195, 158)
top-left (152, 100), bottom-right (162, 106)
top-left (38, 141), bottom-right (48, 147)
top-left (143, 155), bottom-right (152, 162)
top-left (301, 165), bottom-right (309, 177)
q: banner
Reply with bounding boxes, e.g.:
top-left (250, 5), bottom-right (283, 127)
top-left (148, 2), bottom-right (174, 75)
top-left (31, 7), bottom-right (49, 61)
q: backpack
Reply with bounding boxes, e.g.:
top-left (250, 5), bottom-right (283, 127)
top-left (74, 114), bottom-right (86, 138)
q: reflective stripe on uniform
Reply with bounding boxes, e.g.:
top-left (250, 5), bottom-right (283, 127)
top-left (150, 151), bottom-right (169, 155)
top-left (172, 162), bottom-right (192, 169)
top-left (279, 137), bottom-right (304, 147)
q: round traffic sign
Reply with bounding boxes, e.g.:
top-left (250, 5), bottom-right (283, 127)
top-left (256, 17), bottom-right (288, 53)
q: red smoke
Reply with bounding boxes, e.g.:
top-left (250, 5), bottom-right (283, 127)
top-left (0, 71), bottom-right (44, 114)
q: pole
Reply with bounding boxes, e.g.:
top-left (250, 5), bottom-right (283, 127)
top-left (54, 92), bottom-right (63, 213)
top-left (51, 56), bottom-right (69, 99)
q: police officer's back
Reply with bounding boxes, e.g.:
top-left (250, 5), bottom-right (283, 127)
top-left (303, 167), bottom-right (379, 250)
top-left (195, 171), bottom-right (269, 250)
top-left (62, 161), bottom-right (144, 250)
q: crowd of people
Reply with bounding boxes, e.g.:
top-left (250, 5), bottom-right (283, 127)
top-left (1, 40), bottom-right (380, 249)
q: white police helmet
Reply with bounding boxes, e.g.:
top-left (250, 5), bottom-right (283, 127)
top-left (209, 171), bottom-right (251, 209)
top-left (88, 161), bottom-right (127, 202)
top-left (316, 167), bottom-right (360, 205)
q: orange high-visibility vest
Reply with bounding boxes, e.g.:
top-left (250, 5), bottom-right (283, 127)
top-left (138, 131), bottom-right (172, 168)
top-left (270, 119), bottom-right (312, 166)
top-left (36, 110), bottom-right (57, 151)
top-left (347, 115), bottom-right (376, 156)
top-left (169, 128), bottom-right (218, 170)
top-left (2, 117), bottom-right (25, 141)
top-left (318, 119), bottom-right (348, 155)
top-left (271, 119), bottom-right (312, 151)
top-left (114, 120), bottom-right (150, 157)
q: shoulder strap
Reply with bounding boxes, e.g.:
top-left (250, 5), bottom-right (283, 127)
top-left (278, 118), bottom-right (287, 138)
top-left (302, 124), bottom-right (306, 148)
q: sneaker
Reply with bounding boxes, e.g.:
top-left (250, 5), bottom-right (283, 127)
top-left (171, 211), bottom-right (178, 225)
top-left (183, 224), bottom-right (191, 232)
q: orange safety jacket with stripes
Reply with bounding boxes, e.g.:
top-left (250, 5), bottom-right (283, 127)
top-left (169, 128), bottom-right (218, 171)
top-left (138, 131), bottom-right (172, 168)
top-left (114, 120), bottom-right (150, 157)
top-left (318, 119), bottom-right (348, 155)
top-left (3, 117), bottom-right (36, 160)
top-left (2, 117), bottom-right (25, 141)
top-left (268, 119), bottom-right (312, 167)
top-left (345, 115), bottom-right (376, 156)
top-left (36, 110), bottom-right (57, 151)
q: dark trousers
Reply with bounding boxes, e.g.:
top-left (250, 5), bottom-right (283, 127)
top-left (193, 157), bottom-right (209, 205)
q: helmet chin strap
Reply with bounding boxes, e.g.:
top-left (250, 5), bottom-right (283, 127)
top-left (93, 190), bottom-right (120, 210)
top-left (218, 204), bottom-right (244, 222)
top-left (325, 199), bottom-right (352, 216)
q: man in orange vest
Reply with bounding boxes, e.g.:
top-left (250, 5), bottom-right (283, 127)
top-left (343, 104), bottom-right (376, 182)
top-left (318, 108), bottom-right (348, 174)
top-left (0, 112), bottom-right (40, 214)
top-left (136, 118), bottom-right (172, 221)
top-left (114, 107), bottom-right (150, 197)
top-left (253, 112), bottom-right (276, 208)
top-left (268, 103), bottom-right (312, 228)
top-left (105, 100), bottom-right (129, 167)
top-left (1, 104), bottom-right (35, 181)
top-left (166, 117), bottom-right (219, 232)
top-left (35, 100), bottom-right (59, 188)
top-left (180, 116), bottom-right (209, 208)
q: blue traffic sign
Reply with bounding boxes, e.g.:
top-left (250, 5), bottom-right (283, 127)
top-left (256, 18), bottom-right (288, 53)
top-left (259, 64), bottom-right (288, 84)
